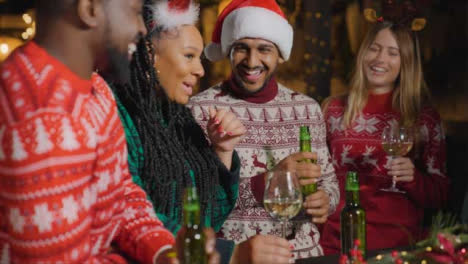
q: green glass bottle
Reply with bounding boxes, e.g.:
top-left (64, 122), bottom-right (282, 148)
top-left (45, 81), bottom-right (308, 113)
top-left (340, 171), bottom-right (366, 259)
top-left (299, 125), bottom-right (317, 195)
top-left (182, 187), bottom-right (207, 264)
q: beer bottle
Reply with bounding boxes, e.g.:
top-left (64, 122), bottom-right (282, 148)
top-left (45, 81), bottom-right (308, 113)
top-left (299, 125), bottom-right (317, 195)
top-left (182, 186), bottom-right (207, 264)
top-left (340, 171), bottom-right (366, 259)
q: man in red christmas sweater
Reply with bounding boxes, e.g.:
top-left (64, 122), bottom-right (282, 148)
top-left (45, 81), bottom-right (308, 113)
top-left (0, 0), bottom-right (217, 263)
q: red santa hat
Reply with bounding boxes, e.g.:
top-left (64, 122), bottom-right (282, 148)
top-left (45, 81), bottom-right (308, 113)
top-left (146, 0), bottom-right (199, 32)
top-left (204, 0), bottom-right (294, 62)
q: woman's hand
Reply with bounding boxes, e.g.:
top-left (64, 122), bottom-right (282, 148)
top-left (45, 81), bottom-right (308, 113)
top-left (207, 107), bottom-right (246, 169)
top-left (388, 157), bottom-right (415, 183)
top-left (207, 107), bottom-right (246, 152)
top-left (230, 235), bottom-right (294, 264)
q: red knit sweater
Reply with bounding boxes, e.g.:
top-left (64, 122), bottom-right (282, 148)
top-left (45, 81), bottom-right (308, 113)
top-left (320, 92), bottom-right (449, 253)
top-left (0, 42), bottom-right (174, 263)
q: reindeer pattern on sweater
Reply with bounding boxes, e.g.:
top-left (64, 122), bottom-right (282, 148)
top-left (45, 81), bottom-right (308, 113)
top-left (189, 82), bottom-right (339, 259)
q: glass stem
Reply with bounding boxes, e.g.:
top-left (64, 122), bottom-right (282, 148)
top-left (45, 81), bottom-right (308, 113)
top-left (391, 155), bottom-right (396, 188)
top-left (281, 219), bottom-right (287, 238)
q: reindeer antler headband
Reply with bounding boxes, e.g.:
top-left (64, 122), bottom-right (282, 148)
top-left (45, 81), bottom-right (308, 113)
top-left (364, 0), bottom-right (428, 31)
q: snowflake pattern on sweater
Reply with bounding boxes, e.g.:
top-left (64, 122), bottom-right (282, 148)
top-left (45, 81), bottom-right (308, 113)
top-left (320, 95), bottom-right (449, 252)
top-left (189, 82), bottom-right (339, 259)
top-left (0, 42), bottom-right (174, 263)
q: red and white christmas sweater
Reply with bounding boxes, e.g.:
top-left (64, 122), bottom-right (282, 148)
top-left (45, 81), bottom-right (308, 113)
top-left (320, 92), bottom-right (449, 253)
top-left (189, 77), bottom-right (339, 259)
top-left (0, 42), bottom-right (174, 263)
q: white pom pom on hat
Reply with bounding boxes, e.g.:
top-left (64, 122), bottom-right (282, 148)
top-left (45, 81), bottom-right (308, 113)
top-left (147, 0), bottom-right (199, 31)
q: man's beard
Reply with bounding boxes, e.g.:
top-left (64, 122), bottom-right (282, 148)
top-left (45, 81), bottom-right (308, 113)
top-left (100, 45), bottom-right (131, 85)
top-left (97, 17), bottom-right (133, 85)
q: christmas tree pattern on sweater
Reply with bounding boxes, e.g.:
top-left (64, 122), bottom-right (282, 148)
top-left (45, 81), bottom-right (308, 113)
top-left (189, 82), bottom-right (339, 259)
top-left (0, 42), bottom-right (174, 263)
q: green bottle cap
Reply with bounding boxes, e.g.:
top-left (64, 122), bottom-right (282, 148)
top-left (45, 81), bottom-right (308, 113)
top-left (300, 126), bottom-right (310, 141)
top-left (345, 171), bottom-right (359, 191)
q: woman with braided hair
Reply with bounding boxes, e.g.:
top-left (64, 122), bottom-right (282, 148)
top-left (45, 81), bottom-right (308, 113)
top-left (111, 0), bottom-right (245, 236)
top-left (111, 1), bottom-right (298, 263)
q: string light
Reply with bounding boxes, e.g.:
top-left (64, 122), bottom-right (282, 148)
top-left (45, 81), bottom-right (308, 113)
top-left (0, 44), bottom-right (9, 55)
top-left (22, 13), bottom-right (32, 24)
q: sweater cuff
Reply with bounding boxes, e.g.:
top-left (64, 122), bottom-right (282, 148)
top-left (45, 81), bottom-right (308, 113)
top-left (152, 245), bottom-right (173, 264)
top-left (138, 228), bottom-right (175, 264)
top-left (215, 238), bottom-right (235, 264)
top-left (251, 173), bottom-right (267, 204)
top-left (219, 150), bottom-right (241, 187)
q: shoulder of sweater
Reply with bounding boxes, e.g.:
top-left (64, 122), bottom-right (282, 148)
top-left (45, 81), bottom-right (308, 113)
top-left (190, 83), bottom-right (223, 102)
top-left (276, 83), bottom-right (319, 105)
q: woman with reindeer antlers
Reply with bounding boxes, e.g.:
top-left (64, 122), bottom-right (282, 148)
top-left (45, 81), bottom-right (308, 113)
top-left (320, 0), bottom-right (449, 253)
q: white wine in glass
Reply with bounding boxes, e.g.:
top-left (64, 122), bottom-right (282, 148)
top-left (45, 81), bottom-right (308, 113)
top-left (380, 126), bottom-right (414, 193)
top-left (264, 171), bottom-right (302, 238)
top-left (264, 198), bottom-right (302, 220)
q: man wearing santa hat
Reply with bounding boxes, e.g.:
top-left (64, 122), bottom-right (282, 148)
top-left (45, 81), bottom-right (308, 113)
top-left (189, 0), bottom-right (339, 260)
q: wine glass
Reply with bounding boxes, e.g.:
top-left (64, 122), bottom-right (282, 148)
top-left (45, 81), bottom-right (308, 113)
top-left (263, 170), bottom-right (303, 238)
top-left (380, 126), bottom-right (414, 193)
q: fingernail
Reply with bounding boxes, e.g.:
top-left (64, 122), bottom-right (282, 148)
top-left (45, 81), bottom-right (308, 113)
top-left (291, 253), bottom-right (295, 257)
top-left (227, 131), bottom-right (233, 136)
top-left (214, 119), bottom-right (220, 124)
top-left (217, 125), bottom-right (224, 133)
top-left (290, 244), bottom-right (295, 250)
top-left (206, 241), bottom-right (215, 253)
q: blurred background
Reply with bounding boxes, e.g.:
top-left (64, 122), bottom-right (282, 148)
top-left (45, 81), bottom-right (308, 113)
top-left (1, 0), bottom-right (467, 215)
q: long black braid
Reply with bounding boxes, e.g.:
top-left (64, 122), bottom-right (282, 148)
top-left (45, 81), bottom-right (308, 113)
top-left (111, 0), bottom-right (221, 228)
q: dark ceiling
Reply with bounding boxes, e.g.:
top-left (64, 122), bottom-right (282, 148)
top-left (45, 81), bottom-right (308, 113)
top-left (0, 0), bottom-right (33, 14)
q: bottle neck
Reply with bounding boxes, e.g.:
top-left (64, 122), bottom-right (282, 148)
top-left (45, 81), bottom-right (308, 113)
top-left (183, 187), bottom-right (201, 227)
top-left (300, 139), bottom-right (311, 152)
top-left (345, 190), bottom-right (360, 207)
top-left (183, 205), bottom-right (201, 227)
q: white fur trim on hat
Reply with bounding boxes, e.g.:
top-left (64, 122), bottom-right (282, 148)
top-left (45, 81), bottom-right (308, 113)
top-left (149, 0), bottom-right (199, 30)
top-left (204, 7), bottom-right (293, 62)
